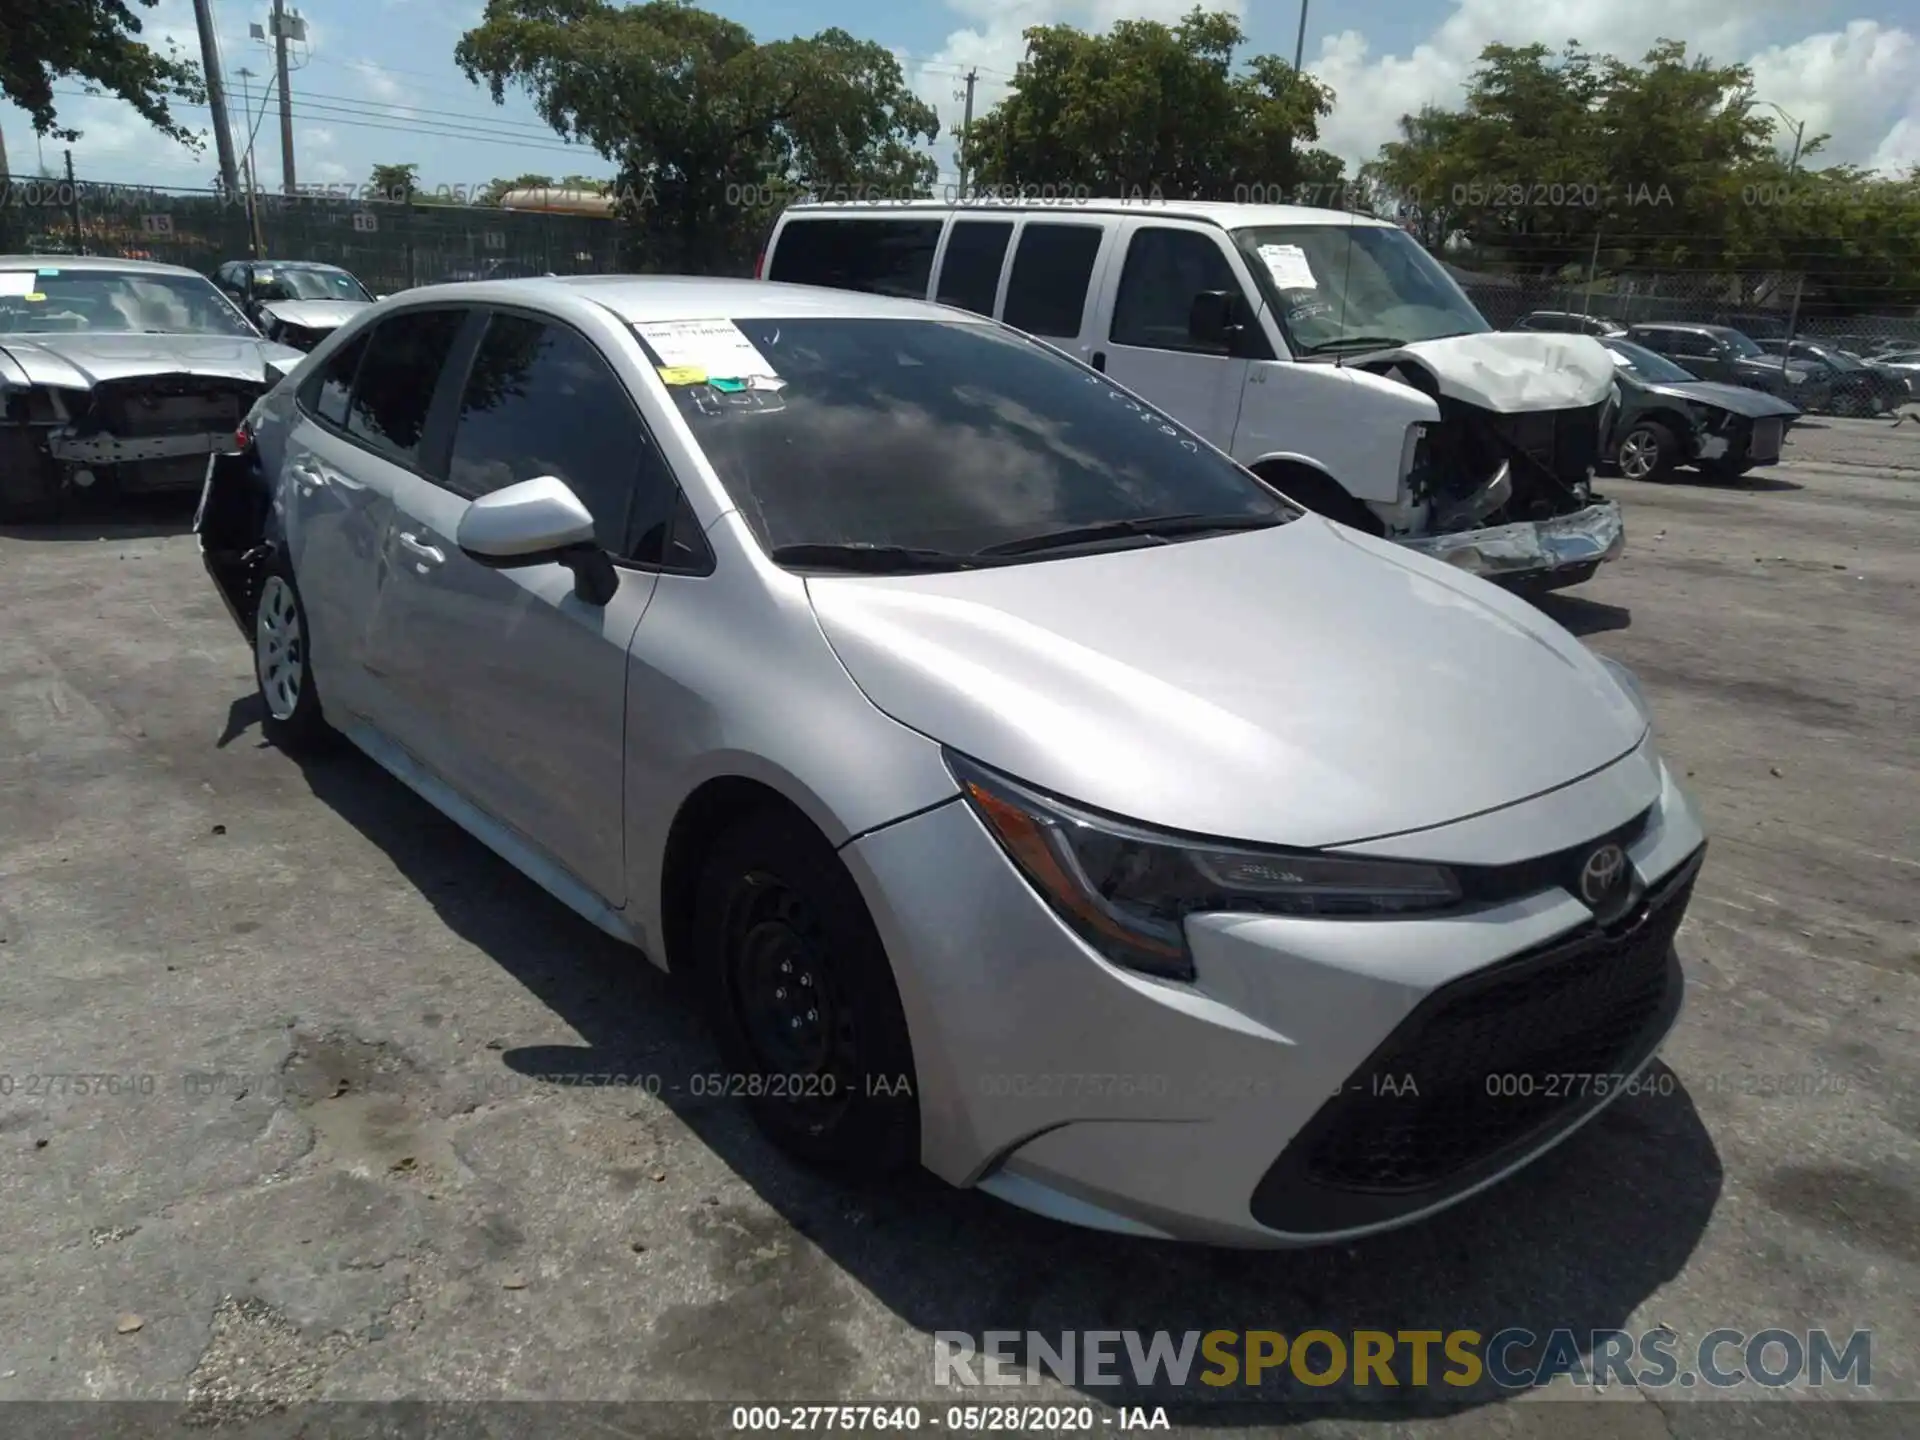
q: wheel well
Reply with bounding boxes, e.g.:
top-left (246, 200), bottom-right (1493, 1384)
top-left (1251, 460), bottom-right (1384, 536)
top-left (1625, 409), bottom-right (1692, 444)
top-left (657, 777), bottom-right (821, 975)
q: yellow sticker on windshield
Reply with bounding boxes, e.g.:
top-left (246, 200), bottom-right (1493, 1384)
top-left (22, 292), bottom-right (45, 302)
top-left (657, 365), bottom-right (707, 385)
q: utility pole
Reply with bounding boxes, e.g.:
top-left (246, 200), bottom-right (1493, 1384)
top-left (0, 123), bottom-right (9, 179)
top-left (1292, 0), bottom-right (1310, 73)
top-left (956, 69), bottom-right (978, 198)
top-left (1761, 100), bottom-right (1808, 375)
top-left (273, 0), bottom-right (296, 195)
top-left (192, 0), bottom-right (242, 197)
top-left (64, 149), bottom-right (82, 251)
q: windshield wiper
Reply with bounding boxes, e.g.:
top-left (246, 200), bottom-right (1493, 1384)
top-left (977, 511), bottom-right (1289, 558)
top-left (1297, 334), bottom-right (1406, 356)
top-left (769, 542), bottom-right (1000, 573)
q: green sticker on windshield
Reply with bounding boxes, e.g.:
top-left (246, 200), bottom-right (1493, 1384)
top-left (37, 267), bottom-right (59, 277)
top-left (708, 376), bottom-right (747, 392)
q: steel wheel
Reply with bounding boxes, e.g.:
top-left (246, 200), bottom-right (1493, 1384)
top-left (1617, 427), bottom-right (1662, 479)
top-left (255, 574), bottom-right (304, 721)
top-left (722, 872), bottom-right (858, 1131)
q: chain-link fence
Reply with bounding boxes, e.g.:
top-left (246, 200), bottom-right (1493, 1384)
top-left (1450, 267), bottom-right (1920, 349)
top-left (0, 175), bottom-right (624, 292)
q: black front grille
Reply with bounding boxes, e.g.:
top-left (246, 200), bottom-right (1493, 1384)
top-left (1249, 846), bottom-right (1702, 1235)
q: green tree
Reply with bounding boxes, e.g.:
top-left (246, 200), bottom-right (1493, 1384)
top-left (368, 162), bottom-right (420, 203)
top-left (0, 1), bottom-right (206, 149)
top-left (455, 0), bottom-right (939, 273)
top-left (960, 9), bottom-right (1342, 200)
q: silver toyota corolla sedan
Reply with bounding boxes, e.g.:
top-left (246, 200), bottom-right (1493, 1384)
top-left (196, 276), bottom-right (1707, 1248)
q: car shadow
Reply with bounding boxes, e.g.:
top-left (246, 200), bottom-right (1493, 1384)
top-left (0, 490), bottom-right (198, 541)
top-left (1527, 592), bottom-right (1631, 637)
top-left (257, 720), bottom-right (1723, 1422)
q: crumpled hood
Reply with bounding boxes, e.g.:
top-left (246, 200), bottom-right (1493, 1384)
top-left (1637, 378), bottom-right (1801, 419)
top-left (258, 298), bottom-right (371, 331)
top-left (1377, 331), bottom-right (1616, 411)
top-left (0, 331), bottom-right (304, 389)
top-left (807, 518), bottom-right (1648, 849)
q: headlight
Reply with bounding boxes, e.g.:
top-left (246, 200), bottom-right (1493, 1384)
top-left (1783, 366), bottom-right (1810, 385)
top-left (1599, 655), bottom-right (1651, 724)
top-left (947, 752), bottom-right (1463, 981)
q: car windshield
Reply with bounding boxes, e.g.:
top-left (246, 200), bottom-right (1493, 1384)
top-left (256, 267), bottom-right (370, 302)
top-left (0, 267), bottom-right (256, 337)
top-left (1603, 339), bottom-right (1698, 384)
top-left (1230, 224), bottom-right (1490, 352)
top-left (1720, 331), bottom-right (1763, 359)
top-left (636, 317), bottom-right (1293, 562)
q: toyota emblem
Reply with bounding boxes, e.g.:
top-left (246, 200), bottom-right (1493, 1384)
top-left (1579, 843), bottom-right (1629, 907)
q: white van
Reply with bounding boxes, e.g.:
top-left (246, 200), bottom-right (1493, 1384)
top-left (760, 199), bottom-right (1625, 589)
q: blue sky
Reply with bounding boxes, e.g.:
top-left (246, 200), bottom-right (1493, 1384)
top-left (4, 0), bottom-right (1918, 197)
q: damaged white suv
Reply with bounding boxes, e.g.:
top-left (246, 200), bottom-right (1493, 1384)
top-left (763, 200), bottom-right (1622, 590)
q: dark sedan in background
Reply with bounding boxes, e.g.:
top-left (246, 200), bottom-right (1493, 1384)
top-left (1755, 339), bottom-right (1909, 416)
top-left (1626, 322), bottom-right (1831, 412)
top-left (1600, 337), bottom-right (1799, 482)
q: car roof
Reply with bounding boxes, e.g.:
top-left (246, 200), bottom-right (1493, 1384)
top-left (392, 275), bottom-right (989, 325)
top-left (778, 198), bottom-right (1397, 231)
top-left (0, 253), bottom-right (202, 278)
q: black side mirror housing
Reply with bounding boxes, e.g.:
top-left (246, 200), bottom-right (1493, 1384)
top-left (1188, 290), bottom-right (1242, 350)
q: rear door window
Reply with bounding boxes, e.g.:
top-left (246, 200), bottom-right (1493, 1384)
top-left (344, 308), bottom-right (467, 468)
top-left (1001, 223), bottom-right (1104, 339)
top-left (767, 218), bottom-right (944, 298)
top-left (934, 221), bottom-right (1013, 316)
top-left (306, 331), bottom-right (369, 428)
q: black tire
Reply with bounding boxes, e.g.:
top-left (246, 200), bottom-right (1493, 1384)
top-left (1615, 420), bottom-right (1679, 481)
top-left (252, 553), bottom-right (335, 750)
top-left (1260, 466), bottom-right (1382, 534)
top-left (0, 438), bottom-right (61, 524)
top-left (691, 807), bottom-right (919, 1174)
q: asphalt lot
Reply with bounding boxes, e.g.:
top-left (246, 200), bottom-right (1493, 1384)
top-left (1, 417), bottom-right (1916, 1437)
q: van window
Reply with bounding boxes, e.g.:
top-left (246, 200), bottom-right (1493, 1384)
top-left (1002, 223), bottom-right (1103, 339)
top-left (767, 217), bottom-right (943, 298)
top-left (1110, 228), bottom-right (1248, 353)
top-left (934, 221), bottom-right (1013, 315)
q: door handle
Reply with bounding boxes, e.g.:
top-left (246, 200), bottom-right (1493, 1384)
top-left (286, 463), bottom-right (320, 496)
top-left (397, 531), bottom-right (445, 564)
top-left (1091, 351), bottom-right (1107, 372)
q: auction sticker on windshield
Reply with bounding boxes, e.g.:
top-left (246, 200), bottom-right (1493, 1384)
top-left (1257, 243), bottom-right (1318, 290)
top-left (636, 319), bottom-right (779, 382)
top-left (0, 272), bottom-right (38, 297)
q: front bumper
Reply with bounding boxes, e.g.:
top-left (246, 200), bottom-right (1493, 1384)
top-left (1398, 498), bottom-right (1624, 584)
top-left (842, 744), bottom-right (1707, 1247)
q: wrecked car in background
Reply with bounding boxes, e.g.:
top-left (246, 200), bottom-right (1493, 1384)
top-left (0, 256), bottom-right (303, 522)
top-left (212, 259), bottom-right (379, 352)
top-left (1599, 337), bottom-right (1799, 481)
top-left (764, 200), bottom-right (1624, 592)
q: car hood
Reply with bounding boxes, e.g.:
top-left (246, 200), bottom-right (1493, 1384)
top-left (1637, 378), bottom-right (1801, 418)
top-left (258, 298), bottom-right (371, 330)
top-left (1374, 331), bottom-right (1616, 411)
top-left (0, 331), bottom-right (304, 388)
top-left (806, 518), bottom-right (1648, 849)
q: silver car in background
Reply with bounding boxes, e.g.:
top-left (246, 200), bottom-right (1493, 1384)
top-left (196, 277), bottom-right (1707, 1247)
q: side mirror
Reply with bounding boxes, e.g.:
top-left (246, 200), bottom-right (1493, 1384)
top-left (1188, 290), bottom-right (1242, 350)
top-left (456, 475), bottom-right (619, 605)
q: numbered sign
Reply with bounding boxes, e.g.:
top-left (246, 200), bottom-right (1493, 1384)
top-left (352, 211), bottom-right (378, 233)
top-left (483, 230), bottom-right (506, 251)
top-left (141, 213), bottom-right (174, 235)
